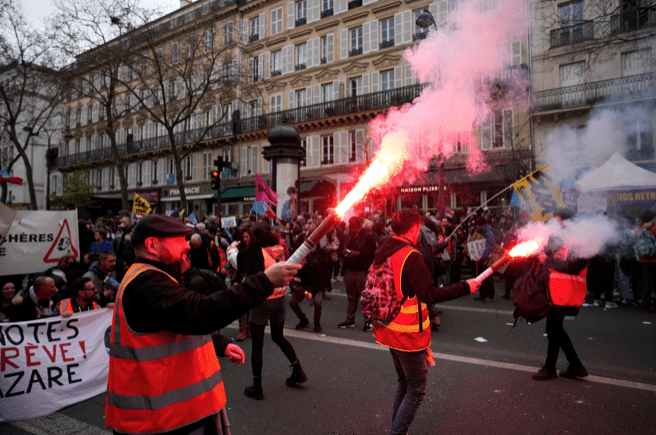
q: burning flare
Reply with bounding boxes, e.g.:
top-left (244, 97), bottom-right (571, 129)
top-left (334, 131), bottom-right (409, 218)
top-left (508, 239), bottom-right (542, 258)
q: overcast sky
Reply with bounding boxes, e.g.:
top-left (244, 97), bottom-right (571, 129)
top-left (20, 0), bottom-right (180, 29)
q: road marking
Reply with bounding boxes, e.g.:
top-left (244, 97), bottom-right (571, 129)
top-left (226, 324), bottom-right (656, 392)
top-left (9, 412), bottom-right (111, 435)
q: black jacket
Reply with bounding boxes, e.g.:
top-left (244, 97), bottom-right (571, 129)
top-left (121, 257), bottom-right (274, 336)
top-left (343, 229), bottom-right (377, 272)
top-left (374, 236), bottom-right (470, 304)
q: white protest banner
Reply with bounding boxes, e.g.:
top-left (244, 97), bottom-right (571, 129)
top-left (221, 216), bottom-right (237, 229)
top-left (467, 239), bottom-right (487, 262)
top-left (0, 202), bottom-right (17, 239)
top-left (0, 210), bottom-right (79, 276)
top-left (0, 309), bottom-right (112, 422)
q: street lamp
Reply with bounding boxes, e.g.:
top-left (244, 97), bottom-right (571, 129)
top-left (23, 123), bottom-right (57, 210)
top-left (416, 9), bottom-right (438, 31)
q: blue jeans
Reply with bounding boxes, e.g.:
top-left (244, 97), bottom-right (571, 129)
top-left (389, 348), bottom-right (428, 435)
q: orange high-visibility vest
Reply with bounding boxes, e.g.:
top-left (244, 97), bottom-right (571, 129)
top-left (548, 246), bottom-right (588, 307)
top-left (105, 263), bottom-right (226, 434)
top-left (55, 298), bottom-right (100, 314)
top-left (262, 246), bottom-right (287, 299)
top-left (373, 245), bottom-right (431, 352)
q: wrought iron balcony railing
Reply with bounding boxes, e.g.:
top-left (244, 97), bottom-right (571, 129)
top-left (348, 0), bottom-right (362, 10)
top-left (413, 32), bottom-right (428, 41)
top-left (321, 8), bottom-right (333, 18)
top-left (295, 63), bottom-right (307, 71)
top-left (295, 17), bottom-right (307, 27)
top-left (533, 72), bottom-right (656, 113)
top-left (56, 84), bottom-right (425, 168)
top-left (611, 8), bottom-right (656, 35)
top-left (249, 33), bottom-right (259, 42)
top-left (550, 21), bottom-right (594, 48)
top-left (380, 39), bottom-right (395, 49)
top-left (349, 47), bottom-right (363, 57)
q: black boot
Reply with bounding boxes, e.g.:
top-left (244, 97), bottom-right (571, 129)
top-left (244, 376), bottom-right (263, 400)
top-left (286, 361), bottom-right (307, 386)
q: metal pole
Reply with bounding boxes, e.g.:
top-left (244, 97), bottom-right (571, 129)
top-left (46, 135), bottom-right (51, 210)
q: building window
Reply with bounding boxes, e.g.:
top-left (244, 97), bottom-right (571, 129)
top-left (321, 135), bottom-right (334, 164)
top-left (296, 1), bottom-right (307, 27)
top-left (322, 0), bottom-right (334, 18)
top-left (622, 48), bottom-right (652, 77)
top-left (137, 163), bottom-right (143, 186)
top-left (170, 42), bottom-right (179, 64)
top-left (202, 152), bottom-right (213, 180)
top-left (350, 76), bottom-right (362, 96)
top-left (511, 41), bottom-right (521, 66)
top-left (185, 156), bottom-right (193, 180)
top-left (322, 83), bottom-right (333, 102)
top-left (349, 131), bottom-right (358, 162)
top-left (350, 27), bottom-right (363, 56)
top-left (414, 9), bottom-right (430, 40)
top-left (296, 43), bottom-right (307, 70)
top-left (271, 7), bottom-right (283, 35)
top-left (481, 109), bottom-right (514, 150)
top-left (626, 119), bottom-right (654, 159)
top-left (380, 69), bottom-right (395, 91)
top-left (152, 160), bottom-right (158, 184)
top-left (381, 17), bottom-right (395, 48)
top-left (270, 94), bottom-right (282, 113)
top-left (300, 138), bottom-right (307, 167)
top-left (272, 50), bottom-right (282, 76)
top-left (250, 17), bottom-right (259, 41)
top-left (224, 22), bottom-right (234, 45)
top-left (204, 28), bottom-right (214, 53)
top-left (295, 89), bottom-right (306, 108)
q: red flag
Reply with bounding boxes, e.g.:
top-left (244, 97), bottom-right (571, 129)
top-left (255, 173), bottom-right (279, 206)
top-left (0, 175), bottom-right (23, 185)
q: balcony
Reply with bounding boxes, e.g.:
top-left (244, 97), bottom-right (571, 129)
top-left (532, 72), bottom-right (656, 113)
top-left (271, 70), bottom-right (282, 77)
top-left (57, 85), bottom-right (424, 168)
top-left (321, 57), bottom-right (327, 64)
top-left (348, 0), bottom-right (362, 10)
top-left (321, 8), bottom-right (333, 18)
top-left (249, 33), bottom-right (259, 42)
top-left (296, 17), bottom-right (307, 27)
top-left (295, 63), bottom-right (307, 71)
top-left (611, 8), bottom-right (656, 35)
top-left (239, 83), bottom-right (424, 134)
top-left (349, 47), bottom-right (363, 57)
top-left (413, 32), bottom-right (428, 41)
top-left (550, 21), bottom-right (594, 48)
top-left (380, 39), bottom-right (395, 49)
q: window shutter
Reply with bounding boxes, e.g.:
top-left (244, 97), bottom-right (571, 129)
top-left (81, 107), bottom-right (87, 126)
top-left (259, 12), bottom-right (266, 37)
top-left (503, 109), bottom-right (514, 147)
top-left (288, 91), bottom-right (295, 110)
top-left (258, 53), bottom-right (264, 80)
top-left (313, 37), bottom-right (320, 67)
top-left (128, 163), bottom-right (136, 188)
top-left (309, 0), bottom-right (320, 23)
top-left (362, 73), bottom-right (370, 95)
top-left (263, 147), bottom-right (270, 173)
top-left (192, 154), bottom-right (198, 181)
top-left (264, 52), bottom-right (271, 79)
top-left (481, 116), bottom-right (492, 151)
top-left (305, 86), bottom-right (312, 107)
top-left (143, 161), bottom-right (151, 187)
top-left (371, 71), bottom-right (379, 92)
top-left (356, 130), bottom-right (365, 162)
top-left (403, 10), bottom-right (412, 44)
top-left (102, 168), bottom-right (109, 191)
top-left (80, 137), bottom-right (87, 153)
top-left (394, 66), bottom-right (403, 89)
top-left (394, 12), bottom-right (403, 46)
top-left (429, 2), bottom-right (439, 30)
top-left (335, 131), bottom-right (346, 164)
top-left (90, 135), bottom-right (97, 151)
top-left (287, 2), bottom-right (295, 30)
top-left (404, 64), bottom-right (413, 86)
top-left (306, 38), bottom-right (314, 68)
top-left (327, 34), bottom-right (334, 63)
top-left (250, 145), bottom-right (259, 174)
top-left (363, 22), bottom-right (370, 54)
top-left (241, 18), bottom-right (249, 45)
top-left (333, 80), bottom-right (341, 100)
top-left (340, 29), bottom-right (348, 60)
top-left (336, 0), bottom-right (347, 15)
top-left (370, 20), bottom-right (379, 52)
top-left (311, 136), bottom-right (320, 168)
top-left (248, 58), bottom-right (254, 83)
top-left (314, 84), bottom-right (321, 104)
top-left (241, 146), bottom-right (248, 175)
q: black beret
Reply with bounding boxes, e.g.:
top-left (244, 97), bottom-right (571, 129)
top-left (130, 215), bottom-right (194, 246)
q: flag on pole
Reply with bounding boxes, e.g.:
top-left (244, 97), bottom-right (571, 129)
top-left (189, 212), bottom-right (197, 224)
top-left (0, 168), bottom-right (23, 185)
top-left (166, 208), bottom-right (181, 219)
top-left (512, 166), bottom-right (567, 222)
top-left (251, 201), bottom-right (267, 215)
top-left (132, 193), bottom-right (152, 216)
top-left (255, 173), bottom-right (279, 206)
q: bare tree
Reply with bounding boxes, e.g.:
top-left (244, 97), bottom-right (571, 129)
top-left (49, 0), bottom-right (156, 211)
top-left (0, 0), bottom-right (62, 209)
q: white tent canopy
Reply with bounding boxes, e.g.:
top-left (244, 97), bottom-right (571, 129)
top-left (576, 152), bottom-right (656, 191)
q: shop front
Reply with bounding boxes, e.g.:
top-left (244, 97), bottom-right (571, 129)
top-left (161, 184), bottom-right (215, 218)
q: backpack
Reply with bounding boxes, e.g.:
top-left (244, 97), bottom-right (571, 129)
top-left (512, 264), bottom-right (552, 325)
top-left (635, 228), bottom-right (656, 257)
top-left (361, 247), bottom-right (416, 323)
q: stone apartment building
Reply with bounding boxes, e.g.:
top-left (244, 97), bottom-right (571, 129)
top-left (55, 0), bottom-right (531, 219)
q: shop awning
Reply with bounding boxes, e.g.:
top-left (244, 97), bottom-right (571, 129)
top-left (300, 180), bottom-right (319, 193)
top-left (213, 186), bottom-right (256, 202)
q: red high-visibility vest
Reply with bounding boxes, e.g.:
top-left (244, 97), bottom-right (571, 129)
top-left (55, 298), bottom-right (100, 314)
top-left (105, 263), bottom-right (226, 434)
top-left (548, 246), bottom-right (588, 307)
top-left (373, 245), bottom-right (431, 352)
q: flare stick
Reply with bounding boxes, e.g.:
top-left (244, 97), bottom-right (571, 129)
top-left (287, 211), bottom-right (341, 265)
top-left (475, 254), bottom-right (511, 282)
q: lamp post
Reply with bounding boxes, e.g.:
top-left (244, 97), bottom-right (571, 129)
top-left (23, 124), bottom-right (59, 210)
top-left (415, 10), bottom-right (445, 216)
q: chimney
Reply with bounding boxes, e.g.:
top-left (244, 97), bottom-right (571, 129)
top-left (180, 0), bottom-right (192, 8)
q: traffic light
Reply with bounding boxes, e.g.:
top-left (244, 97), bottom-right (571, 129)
top-left (211, 157), bottom-right (224, 190)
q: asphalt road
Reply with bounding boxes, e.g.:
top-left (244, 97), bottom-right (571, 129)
top-left (3, 276), bottom-right (655, 435)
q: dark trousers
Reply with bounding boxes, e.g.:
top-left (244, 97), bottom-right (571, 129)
top-left (474, 261), bottom-right (495, 299)
top-left (588, 257), bottom-right (616, 301)
top-left (545, 313), bottom-right (582, 369)
top-left (344, 270), bottom-right (367, 323)
top-left (389, 348), bottom-right (428, 435)
top-left (289, 290), bottom-right (323, 323)
top-left (640, 262), bottom-right (656, 311)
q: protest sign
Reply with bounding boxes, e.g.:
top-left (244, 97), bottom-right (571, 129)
top-left (0, 309), bottom-right (112, 422)
top-left (221, 216), bottom-right (237, 229)
top-left (0, 210), bottom-right (79, 276)
top-left (467, 239), bottom-right (487, 262)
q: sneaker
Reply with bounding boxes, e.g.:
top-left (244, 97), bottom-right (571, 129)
top-left (559, 364), bottom-right (589, 379)
top-left (314, 322), bottom-right (322, 333)
top-left (244, 384), bottom-right (263, 400)
top-left (295, 317), bottom-right (309, 330)
top-left (532, 366), bottom-right (557, 381)
top-left (338, 321), bottom-right (355, 328)
top-left (593, 299), bottom-right (602, 307)
top-left (363, 321), bottom-right (373, 332)
top-left (604, 301), bottom-right (618, 309)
